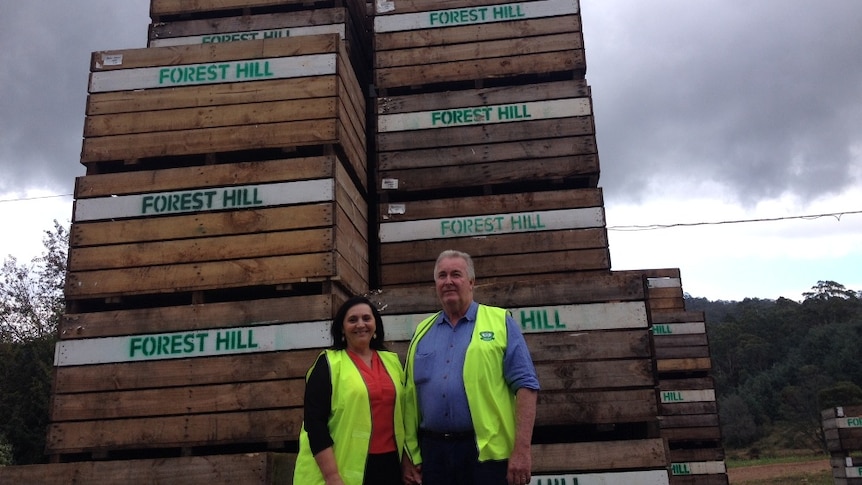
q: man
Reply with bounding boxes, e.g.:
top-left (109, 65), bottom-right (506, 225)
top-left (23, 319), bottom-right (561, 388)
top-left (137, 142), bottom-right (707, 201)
top-left (402, 250), bottom-right (540, 485)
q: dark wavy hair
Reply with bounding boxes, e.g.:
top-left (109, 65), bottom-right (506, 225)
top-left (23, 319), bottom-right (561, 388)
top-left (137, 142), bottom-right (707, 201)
top-left (330, 295), bottom-right (387, 350)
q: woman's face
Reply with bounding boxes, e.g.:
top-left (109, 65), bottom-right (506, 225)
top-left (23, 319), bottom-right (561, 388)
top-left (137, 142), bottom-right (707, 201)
top-left (343, 303), bottom-right (377, 351)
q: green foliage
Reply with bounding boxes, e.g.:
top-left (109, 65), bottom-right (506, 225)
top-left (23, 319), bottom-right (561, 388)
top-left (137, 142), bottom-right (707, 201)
top-left (0, 221), bottom-right (67, 465)
top-left (695, 280), bottom-right (862, 450)
top-left (0, 433), bottom-right (12, 466)
top-left (818, 381), bottom-right (862, 409)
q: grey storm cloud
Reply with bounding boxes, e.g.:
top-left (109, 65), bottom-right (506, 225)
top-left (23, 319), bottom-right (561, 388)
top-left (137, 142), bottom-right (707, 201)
top-left (582, 0), bottom-right (862, 206)
top-left (2, 0), bottom-right (861, 207)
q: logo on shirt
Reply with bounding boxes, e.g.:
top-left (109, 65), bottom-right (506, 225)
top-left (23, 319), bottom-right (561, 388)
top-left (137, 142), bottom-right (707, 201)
top-left (479, 331), bottom-right (495, 341)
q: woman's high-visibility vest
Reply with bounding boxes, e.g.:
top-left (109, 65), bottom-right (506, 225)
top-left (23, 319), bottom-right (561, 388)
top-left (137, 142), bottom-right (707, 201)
top-left (294, 349), bottom-right (405, 485)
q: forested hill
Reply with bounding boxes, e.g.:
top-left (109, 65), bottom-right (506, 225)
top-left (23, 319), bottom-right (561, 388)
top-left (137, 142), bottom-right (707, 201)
top-left (686, 280), bottom-right (862, 450)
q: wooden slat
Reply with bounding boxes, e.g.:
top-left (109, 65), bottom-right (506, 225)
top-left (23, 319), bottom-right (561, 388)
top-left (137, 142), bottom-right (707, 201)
top-left (51, 379), bottom-right (303, 421)
top-left (0, 453), bottom-right (296, 485)
top-left (60, 294), bottom-right (341, 339)
top-left (53, 350), bottom-right (319, 394)
top-left (45, 408), bottom-right (303, 454)
top-left (656, 358), bottom-right (712, 374)
top-left (531, 438), bottom-right (667, 472)
top-left (536, 389), bottom-right (658, 425)
top-left (64, 253), bottom-right (336, 299)
top-left (381, 249), bottom-right (610, 285)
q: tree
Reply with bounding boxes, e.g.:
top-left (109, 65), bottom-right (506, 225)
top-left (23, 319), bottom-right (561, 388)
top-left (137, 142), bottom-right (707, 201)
top-left (0, 221), bottom-right (67, 465)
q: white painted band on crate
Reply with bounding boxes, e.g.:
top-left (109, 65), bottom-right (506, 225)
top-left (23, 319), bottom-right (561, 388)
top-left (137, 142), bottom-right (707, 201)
top-left (377, 98), bottom-right (591, 132)
top-left (671, 461), bottom-right (727, 476)
top-left (149, 25), bottom-right (346, 47)
top-left (383, 301), bottom-right (649, 341)
top-left (73, 179), bottom-right (334, 222)
top-left (55, 301), bottom-right (647, 366)
top-left (647, 277), bottom-right (681, 288)
top-left (379, 207), bottom-right (605, 242)
top-left (54, 321), bottom-right (331, 366)
top-left (374, 0), bottom-right (579, 32)
top-left (659, 389), bottom-right (716, 404)
top-left (89, 54), bottom-right (337, 92)
top-left (836, 417), bottom-right (862, 428)
top-left (527, 469), bottom-right (668, 485)
top-left (846, 467), bottom-right (862, 479)
top-left (651, 322), bottom-right (706, 336)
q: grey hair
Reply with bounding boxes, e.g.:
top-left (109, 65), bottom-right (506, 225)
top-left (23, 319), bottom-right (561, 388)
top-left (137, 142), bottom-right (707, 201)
top-left (434, 250), bottom-right (476, 281)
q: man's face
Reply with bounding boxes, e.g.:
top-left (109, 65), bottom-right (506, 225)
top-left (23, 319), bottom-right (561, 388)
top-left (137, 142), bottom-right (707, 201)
top-left (434, 256), bottom-right (474, 314)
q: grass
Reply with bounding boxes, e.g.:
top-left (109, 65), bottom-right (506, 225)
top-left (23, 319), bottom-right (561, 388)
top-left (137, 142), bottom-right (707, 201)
top-left (725, 453), bottom-right (828, 469)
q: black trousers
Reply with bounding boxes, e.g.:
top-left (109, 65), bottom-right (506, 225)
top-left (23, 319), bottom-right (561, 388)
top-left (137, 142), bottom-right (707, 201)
top-left (364, 451), bottom-right (402, 485)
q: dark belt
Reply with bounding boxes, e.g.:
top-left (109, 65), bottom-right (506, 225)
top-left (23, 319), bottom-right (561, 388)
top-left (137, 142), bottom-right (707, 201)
top-left (420, 429), bottom-right (475, 441)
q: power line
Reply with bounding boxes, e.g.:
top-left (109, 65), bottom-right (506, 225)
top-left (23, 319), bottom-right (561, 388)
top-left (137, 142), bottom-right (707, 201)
top-left (0, 193), bottom-right (73, 203)
top-left (608, 209), bottom-right (862, 231)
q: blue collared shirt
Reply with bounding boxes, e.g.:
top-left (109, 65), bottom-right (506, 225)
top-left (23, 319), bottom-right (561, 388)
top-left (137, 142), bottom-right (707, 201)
top-left (413, 301), bottom-right (540, 432)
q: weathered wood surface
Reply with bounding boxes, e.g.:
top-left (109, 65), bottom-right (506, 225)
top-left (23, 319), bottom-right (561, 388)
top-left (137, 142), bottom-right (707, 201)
top-left (531, 438), bottom-right (667, 472)
top-left (668, 476), bottom-right (729, 485)
top-left (60, 294), bottom-right (342, 340)
top-left (660, 414), bottom-right (721, 429)
top-left (669, 447), bottom-right (726, 463)
top-left (372, 270), bottom-right (646, 312)
top-left (0, 452), bottom-right (297, 485)
top-left (67, 158), bottom-right (368, 299)
top-left (84, 35), bottom-right (365, 182)
top-left (661, 426), bottom-right (723, 442)
top-left (656, 357), bottom-right (712, 374)
top-left (373, 0), bottom-right (585, 89)
top-left (45, 408), bottom-right (304, 454)
top-left (375, 80), bottom-right (597, 193)
top-left (150, 0), bottom-right (364, 19)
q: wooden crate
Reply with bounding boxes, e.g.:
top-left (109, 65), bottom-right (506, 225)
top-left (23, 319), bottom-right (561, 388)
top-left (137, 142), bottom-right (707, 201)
top-left (650, 310), bottom-right (713, 376)
top-left (373, 0), bottom-right (585, 92)
top-left (376, 188), bottom-right (608, 286)
top-left (148, 7), bottom-right (371, 82)
top-left (0, 453), bottom-right (296, 485)
top-left (83, 34), bottom-right (366, 187)
top-left (823, 405), bottom-right (862, 452)
top-left (66, 156), bottom-right (368, 302)
top-left (531, 439), bottom-right (668, 481)
top-left (375, 79), bottom-right (598, 196)
top-left (48, 290), bottom-right (349, 456)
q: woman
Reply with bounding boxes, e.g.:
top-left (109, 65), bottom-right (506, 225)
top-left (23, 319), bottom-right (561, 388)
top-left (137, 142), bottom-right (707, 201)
top-left (293, 296), bottom-right (405, 485)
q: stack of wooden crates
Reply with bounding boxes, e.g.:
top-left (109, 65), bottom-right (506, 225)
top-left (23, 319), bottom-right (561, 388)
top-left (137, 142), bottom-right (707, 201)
top-left (0, 0), bottom-right (729, 483)
top-left (822, 405), bottom-right (862, 484)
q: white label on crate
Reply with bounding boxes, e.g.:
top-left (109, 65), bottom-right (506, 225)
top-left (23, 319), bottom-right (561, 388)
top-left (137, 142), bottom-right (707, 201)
top-left (379, 207), bottom-right (604, 242)
top-left (671, 462), bottom-right (726, 476)
top-left (378, 98), bottom-right (591, 132)
top-left (383, 301), bottom-right (649, 340)
top-left (375, 0), bottom-right (579, 33)
top-left (651, 321), bottom-right (706, 336)
top-left (149, 24), bottom-right (346, 47)
top-left (54, 322), bottom-right (331, 366)
top-left (74, 179), bottom-right (333, 222)
top-left (527, 469), bottom-right (668, 485)
top-left (377, 0), bottom-right (395, 13)
top-left (89, 54), bottom-right (337, 92)
top-left (659, 389), bottom-right (716, 404)
top-left (381, 178), bottom-right (400, 190)
top-left (100, 54), bottom-right (124, 67)
top-left (647, 277), bottom-right (681, 288)
top-left (387, 203), bottom-right (406, 215)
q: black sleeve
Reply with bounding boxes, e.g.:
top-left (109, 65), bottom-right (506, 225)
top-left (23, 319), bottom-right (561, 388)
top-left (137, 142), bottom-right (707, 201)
top-left (304, 353), bottom-right (335, 455)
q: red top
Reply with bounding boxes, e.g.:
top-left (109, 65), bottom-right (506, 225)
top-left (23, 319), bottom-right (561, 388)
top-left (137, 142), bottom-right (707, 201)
top-left (347, 350), bottom-right (397, 454)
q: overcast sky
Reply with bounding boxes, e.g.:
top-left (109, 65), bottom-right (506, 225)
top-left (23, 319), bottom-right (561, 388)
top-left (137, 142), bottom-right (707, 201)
top-left (1, 1), bottom-right (860, 301)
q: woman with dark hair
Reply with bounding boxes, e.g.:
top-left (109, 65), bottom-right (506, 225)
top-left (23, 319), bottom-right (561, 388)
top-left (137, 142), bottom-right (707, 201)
top-left (294, 296), bottom-right (405, 485)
